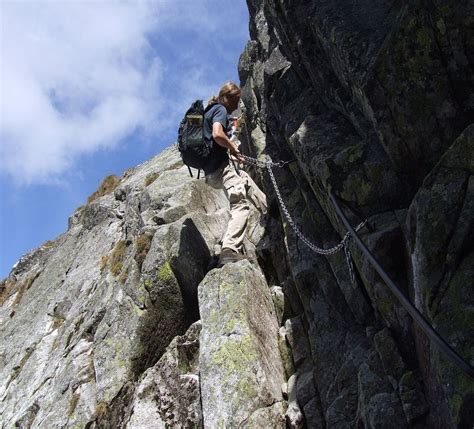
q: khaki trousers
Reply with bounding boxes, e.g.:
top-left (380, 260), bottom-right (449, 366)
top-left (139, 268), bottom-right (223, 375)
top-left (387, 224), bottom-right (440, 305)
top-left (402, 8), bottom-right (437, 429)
top-left (206, 159), bottom-right (267, 253)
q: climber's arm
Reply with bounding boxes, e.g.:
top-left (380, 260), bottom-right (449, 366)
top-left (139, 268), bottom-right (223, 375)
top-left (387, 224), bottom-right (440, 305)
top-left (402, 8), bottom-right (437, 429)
top-left (212, 122), bottom-right (245, 163)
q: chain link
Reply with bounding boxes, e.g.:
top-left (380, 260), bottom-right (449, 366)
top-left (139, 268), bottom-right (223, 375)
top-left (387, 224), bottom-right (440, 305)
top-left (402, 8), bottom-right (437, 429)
top-left (265, 161), bottom-right (367, 254)
top-left (238, 109), bottom-right (367, 281)
top-left (241, 154), bottom-right (288, 169)
top-left (240, 153), bottom-right (367, 282)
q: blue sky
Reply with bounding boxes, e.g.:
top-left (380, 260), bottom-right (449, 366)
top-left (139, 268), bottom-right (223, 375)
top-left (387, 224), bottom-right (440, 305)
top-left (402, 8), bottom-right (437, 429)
top-left (0, 1), bottom-right (250, 279)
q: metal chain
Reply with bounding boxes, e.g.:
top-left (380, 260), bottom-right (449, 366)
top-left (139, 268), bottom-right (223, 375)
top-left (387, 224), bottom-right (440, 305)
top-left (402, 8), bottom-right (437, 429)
top-left (241, 154), bottom-right (287, 169)
top-left (238, 108), bottom-right (367, 280)
top-left (265, 160), bottom-right (367, 254)
top-left (240, 153), bottom-right (367, 282)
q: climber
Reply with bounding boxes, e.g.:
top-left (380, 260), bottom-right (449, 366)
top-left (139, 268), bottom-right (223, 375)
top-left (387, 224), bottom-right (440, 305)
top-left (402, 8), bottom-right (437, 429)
top-left (203, 82), bottom-right (268, 267)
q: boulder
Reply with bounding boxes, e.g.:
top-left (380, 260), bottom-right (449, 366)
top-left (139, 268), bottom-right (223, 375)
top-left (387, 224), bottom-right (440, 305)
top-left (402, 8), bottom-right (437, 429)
top-left (198, 261), bottom-right (286, 427)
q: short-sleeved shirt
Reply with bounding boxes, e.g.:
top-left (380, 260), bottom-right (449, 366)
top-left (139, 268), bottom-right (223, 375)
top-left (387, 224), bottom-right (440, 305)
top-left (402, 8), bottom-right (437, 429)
top-left (203, 103), bottom-right (229, 175)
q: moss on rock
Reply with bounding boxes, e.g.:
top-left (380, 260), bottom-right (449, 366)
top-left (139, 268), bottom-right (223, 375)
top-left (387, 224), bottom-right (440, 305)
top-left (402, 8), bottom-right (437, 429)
top-left (134, 233), bottom-right (153, 270)
top-left (211, 334), bottom-right (258, 377)
top-left (87, 175), bottom-right (120, 204)
top-left (110, 241), bottom-right (127, 277)
top-left (68, 391), bottom-right (80, 417)
top-left (156, 261), bottom-right (174, 283)
top-left (144, 172), bottom-right (160, 187)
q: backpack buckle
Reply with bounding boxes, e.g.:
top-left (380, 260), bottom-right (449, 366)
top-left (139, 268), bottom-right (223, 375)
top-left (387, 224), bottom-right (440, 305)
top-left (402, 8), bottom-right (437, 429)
top-left (186, 114), bottom-right (203, 126)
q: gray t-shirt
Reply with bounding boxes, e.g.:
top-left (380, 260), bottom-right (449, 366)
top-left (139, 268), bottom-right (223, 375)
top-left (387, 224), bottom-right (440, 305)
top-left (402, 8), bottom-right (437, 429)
top-left (203, 103), bottom-right (229, 175)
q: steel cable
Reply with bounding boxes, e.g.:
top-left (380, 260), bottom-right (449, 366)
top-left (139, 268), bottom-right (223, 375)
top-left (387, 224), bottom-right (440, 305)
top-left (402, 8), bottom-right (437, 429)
top-left (239, 148), bottom-right (474, 379)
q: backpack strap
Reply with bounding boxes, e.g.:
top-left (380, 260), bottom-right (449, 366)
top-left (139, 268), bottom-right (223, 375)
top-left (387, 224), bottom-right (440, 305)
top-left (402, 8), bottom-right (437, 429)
top-left (204, 102), bottom-right (219, 113)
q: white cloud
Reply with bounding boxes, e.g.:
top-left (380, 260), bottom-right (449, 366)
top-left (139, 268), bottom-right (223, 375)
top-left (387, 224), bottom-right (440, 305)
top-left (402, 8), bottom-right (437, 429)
top-left (0, 0), bottom-right (248, 185)
top-left (0, 1), bottom-right (162, 184)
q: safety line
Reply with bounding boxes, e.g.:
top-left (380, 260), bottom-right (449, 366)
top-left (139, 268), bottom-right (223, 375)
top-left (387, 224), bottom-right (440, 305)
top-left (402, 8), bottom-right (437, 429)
top-left (238, 120), bottom-right (473, 378)
top-left (329, 191), bottom-right (474, 380)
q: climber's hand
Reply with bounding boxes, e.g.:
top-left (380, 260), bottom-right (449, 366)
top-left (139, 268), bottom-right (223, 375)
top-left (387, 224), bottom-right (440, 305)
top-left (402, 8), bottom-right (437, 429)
top-left (230, 147), bottom-right (245, 164)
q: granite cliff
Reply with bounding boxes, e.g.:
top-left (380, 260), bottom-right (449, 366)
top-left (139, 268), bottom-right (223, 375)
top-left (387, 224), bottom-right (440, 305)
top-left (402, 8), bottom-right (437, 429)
top-left (1, 1), bottom-right (473, 428)
top-left (238, 0), bottom-right (473, 427)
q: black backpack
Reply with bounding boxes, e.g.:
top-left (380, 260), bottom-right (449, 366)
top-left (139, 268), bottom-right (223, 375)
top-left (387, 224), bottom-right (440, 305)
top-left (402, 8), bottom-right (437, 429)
top-left (177, 100), bottom-right (215, 177)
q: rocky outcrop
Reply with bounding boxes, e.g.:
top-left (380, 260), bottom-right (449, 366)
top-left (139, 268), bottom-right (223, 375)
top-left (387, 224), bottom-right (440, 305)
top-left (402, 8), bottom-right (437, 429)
top-left (199, 261), bottom-right (286, 427)
top-left (1, 2), bottom-right (473, 428)
top-left (0, 148), bottom-right (247, 425)
top-left (239, 0), bottom-right (473, 427)
top-left (125, 321), bottom-right (202, 428)
top-left (0, 144), bottom-right (289, 428)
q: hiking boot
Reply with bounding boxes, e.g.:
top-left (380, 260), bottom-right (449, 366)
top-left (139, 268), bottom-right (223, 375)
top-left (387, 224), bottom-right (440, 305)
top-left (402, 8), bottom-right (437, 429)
top-left (217, 248), bottom-right (247, 267)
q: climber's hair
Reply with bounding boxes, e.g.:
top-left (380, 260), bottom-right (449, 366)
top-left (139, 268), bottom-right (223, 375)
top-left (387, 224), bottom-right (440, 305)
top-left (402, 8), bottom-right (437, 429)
top-left (207, 82), bottom-right (241, 107)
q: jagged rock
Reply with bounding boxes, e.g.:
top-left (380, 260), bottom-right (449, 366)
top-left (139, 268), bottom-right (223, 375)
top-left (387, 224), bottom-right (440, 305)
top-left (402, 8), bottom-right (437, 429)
top-left (356, 363), bottom-right (407, 428)
top-left (198, 261), bottom-right (286, 427)
top-left (303, 397), bottom-right (324, 429)
top-left (398, 370), bottom-right (429, 424)
top-left (0, 146), bottom-right (237, 427)
top-left (373, 328), bottom-right (406, 384)
top-left (240, 1), bottom-right (474, 427)
top-left (2, 1), bottom-right (474, 427)
top-left (286, 374), bottom-right (304, 429)
top-left (296, 370), bottom-right (316, 408)
top-left (243, 401), bottom-right (287, 428)
top-left (284, 317), bottom-right (311, 371)
top-left (125, 321), bottom-right (202, 428)
top-left (407, 124), bottom-right (474, 426)
top-left (270, 285), bottom-right (285, 325)
top-left (278, 326), bottom-right (295, 379)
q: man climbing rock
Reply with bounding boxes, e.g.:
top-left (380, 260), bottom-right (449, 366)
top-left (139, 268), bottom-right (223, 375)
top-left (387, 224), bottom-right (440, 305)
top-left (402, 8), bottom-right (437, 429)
top-left (203, 82), bottom-right (267, 267)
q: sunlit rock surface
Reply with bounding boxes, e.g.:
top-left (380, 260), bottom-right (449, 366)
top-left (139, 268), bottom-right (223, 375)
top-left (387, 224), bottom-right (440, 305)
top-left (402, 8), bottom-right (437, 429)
top-left (1, 1), bottom-right (473, 428)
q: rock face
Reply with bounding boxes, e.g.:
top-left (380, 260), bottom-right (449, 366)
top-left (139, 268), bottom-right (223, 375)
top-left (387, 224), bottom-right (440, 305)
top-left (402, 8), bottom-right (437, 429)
top-left (239, 0), bottom-right (474, 428)
top-left (125, 321), bottom-right (203, 428)
top-left (199, 261), bottom-right (286, 428)
top-left (0, 145), bottom-right (286, 428)
top-left (1, 2), bottom-right (473, 428)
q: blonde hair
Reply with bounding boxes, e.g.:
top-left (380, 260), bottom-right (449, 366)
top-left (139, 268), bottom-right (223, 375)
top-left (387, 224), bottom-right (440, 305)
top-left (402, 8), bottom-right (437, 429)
top-left (207, 81), bottom-right (241, 107)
